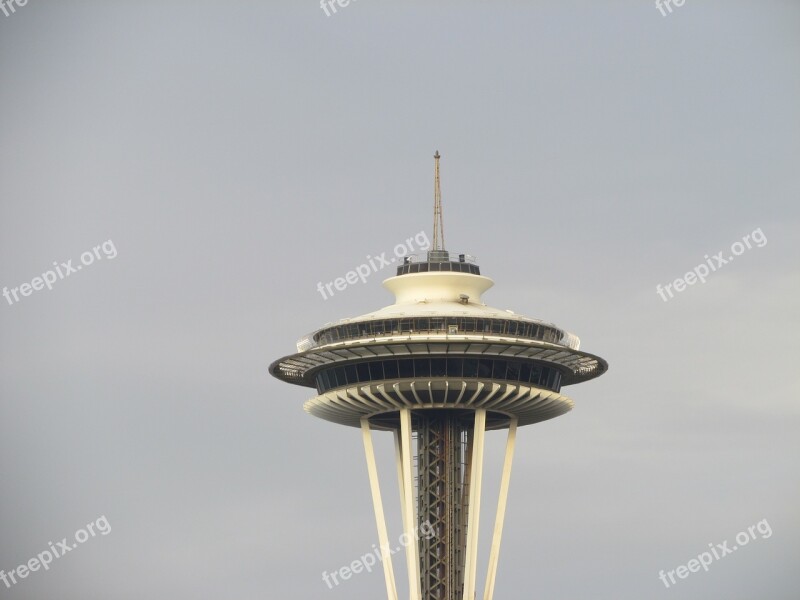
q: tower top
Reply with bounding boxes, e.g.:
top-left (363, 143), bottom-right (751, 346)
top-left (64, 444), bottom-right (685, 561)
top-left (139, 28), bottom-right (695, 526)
top-left (396, 151), bottom-right (478, 275)
top-left (431, 150), bottom-right (445, 254)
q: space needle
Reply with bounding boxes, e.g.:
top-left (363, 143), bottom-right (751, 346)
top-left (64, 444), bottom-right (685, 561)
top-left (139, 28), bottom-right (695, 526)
top-left (269, 152), bottom-right (608, 600)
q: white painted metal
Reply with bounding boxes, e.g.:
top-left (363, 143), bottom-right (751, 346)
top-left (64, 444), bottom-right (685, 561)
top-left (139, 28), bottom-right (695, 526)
top-left (483, 418), bottom-right (518, 600)
top-left (462, 409), bottom-right (487, 600)
top-left (305, 382), bottom-right (573, 428)
top-left (383, 271), bottom-right (494, 307)
top-left (399, 408), bottom-right (422, 600)
top-left (393, 429), bottom-right (411, 584)
top-left (361, 418), bottom-right (399, 600)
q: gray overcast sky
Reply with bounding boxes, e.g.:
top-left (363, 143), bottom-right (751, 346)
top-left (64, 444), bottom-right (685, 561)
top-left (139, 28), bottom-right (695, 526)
top-left (1, 1), bottom-right (798, 599)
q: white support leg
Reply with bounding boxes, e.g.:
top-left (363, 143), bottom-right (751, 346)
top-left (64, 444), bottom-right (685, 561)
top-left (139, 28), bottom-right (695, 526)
top-left (394, 429), bottom-right (410, 547)
top-left (399, 408), bottom-right (422, 600)
top-left (463, 408), bottom-right (487, 600)
top-left (361, 418), bottom-right (399, 600)
top-left (483, 418), bottom-right (518, 600)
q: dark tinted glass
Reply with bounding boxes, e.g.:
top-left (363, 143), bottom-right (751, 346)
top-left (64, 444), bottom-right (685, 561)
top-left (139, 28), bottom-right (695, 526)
top-left (431, 358), bottom-right (447, 377)
top-left (415, 358), bottom-right (430, 376)
top-left (492, 360), bottom-right (507, 379)
top-left (506, 361), bottom-right (520, 381)
top-left (384, 360), bottom-right (399, 378)
top-left (331, 367), bottom-right (347, 387)
top-left (446, 358), bottom-right (463, 377)
top-left (315, 359), bottom-right (561, 393)
top-left (463, 358), bottom-right (478, 377)
top-left (398, 359), bottom-right (414, 378)
top-left (369, 362), bottom-right (384, 380)
top-left (478, 358), bottom-right (493, 378)
top-left (357, 362), bottom-right (370, 382)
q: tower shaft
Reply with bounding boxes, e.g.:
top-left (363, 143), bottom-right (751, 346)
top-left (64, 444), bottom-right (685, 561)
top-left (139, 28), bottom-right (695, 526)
top-left (363, 408), bottom-right (500, 600)
top-left (417, 412), bottom-right (470, 599)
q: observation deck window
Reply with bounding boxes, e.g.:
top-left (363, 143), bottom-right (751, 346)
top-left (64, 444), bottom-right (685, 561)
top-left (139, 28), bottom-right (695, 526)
top-left (313, 357), bottom-right (564, 394)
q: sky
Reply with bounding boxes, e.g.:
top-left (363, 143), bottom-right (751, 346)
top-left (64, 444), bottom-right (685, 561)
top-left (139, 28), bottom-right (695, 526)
top-left (0, 1), bottom-right (798, 599)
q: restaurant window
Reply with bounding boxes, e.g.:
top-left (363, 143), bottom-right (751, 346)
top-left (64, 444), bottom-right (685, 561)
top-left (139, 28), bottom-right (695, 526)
top-left (463, 358), bottom-right (479, 378)
top-left (398, 359), bottom-right (414, 378)
top-left (431, 358), bottom-right (447, 377)
top-left (384, 360), bottom-right (399, 379)
top-left (447, 358), bottom-right (463, 377)
top-left (369, 361), bottom-right (384, 380)
top-left (415, 358), bottom-right (431, 377)
top-left (492, 360), bottom-right (507, 380)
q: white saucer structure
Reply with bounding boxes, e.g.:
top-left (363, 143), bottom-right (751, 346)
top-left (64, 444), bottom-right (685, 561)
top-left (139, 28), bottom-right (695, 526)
top-left (270, 154), bottom-right (607, 600)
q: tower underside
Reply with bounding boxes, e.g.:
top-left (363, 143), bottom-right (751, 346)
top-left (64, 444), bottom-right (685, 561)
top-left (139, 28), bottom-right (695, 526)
top-left (306, 378), bottom-right (573, 428)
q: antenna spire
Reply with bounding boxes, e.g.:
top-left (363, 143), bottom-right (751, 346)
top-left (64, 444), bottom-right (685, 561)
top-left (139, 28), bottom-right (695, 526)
top-left (432, 150), bottom-right (445, 251)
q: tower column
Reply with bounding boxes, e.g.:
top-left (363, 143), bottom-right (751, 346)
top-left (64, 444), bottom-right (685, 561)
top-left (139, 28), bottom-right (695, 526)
top-left (462, 409), bottom-right (487, 600)
top-left (399, 408), bottom-right (422, 600)
top-left (361, 418), bottom-right (399, 600)
top-left (483, 417), bottom-right (518, 600)
top-left (416, 411), bottom-right (470, 599)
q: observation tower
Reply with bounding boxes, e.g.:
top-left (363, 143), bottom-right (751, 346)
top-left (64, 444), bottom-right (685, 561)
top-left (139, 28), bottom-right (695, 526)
top-left (269, 153), bottom-right (607, 600)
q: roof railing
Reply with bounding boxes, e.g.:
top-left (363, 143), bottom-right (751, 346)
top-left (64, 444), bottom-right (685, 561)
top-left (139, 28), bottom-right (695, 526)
top-left (295, 318), bottom-right (581, 352)
top-left (401, 252), bottom-right (478, 264)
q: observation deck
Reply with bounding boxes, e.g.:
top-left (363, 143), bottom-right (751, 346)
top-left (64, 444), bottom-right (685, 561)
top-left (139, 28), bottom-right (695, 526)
top-left (270, 251), bottom-right (607, 429)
